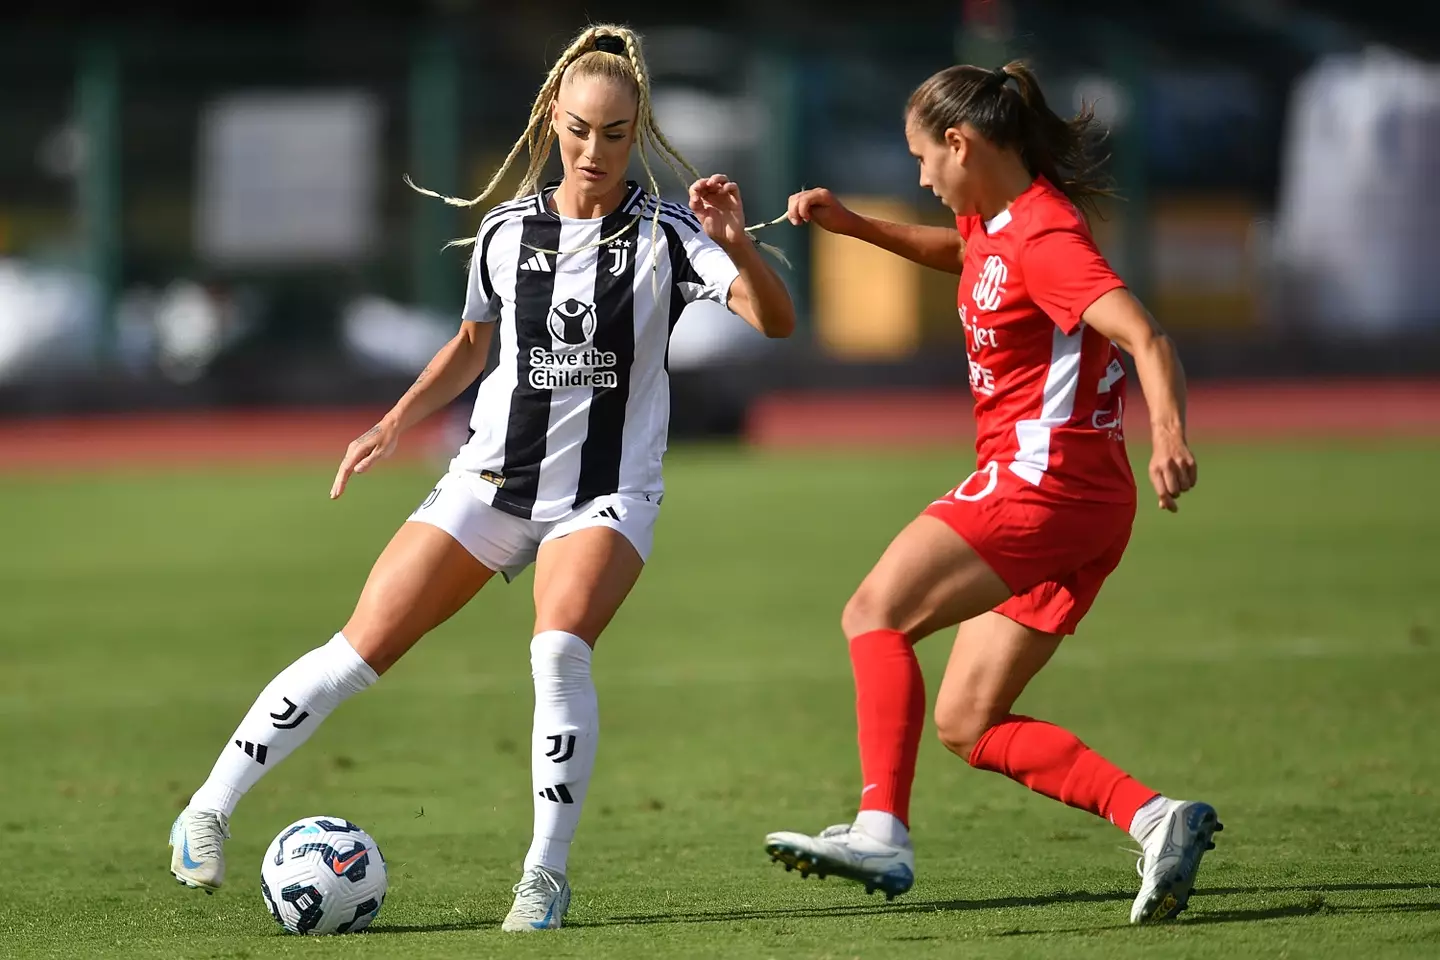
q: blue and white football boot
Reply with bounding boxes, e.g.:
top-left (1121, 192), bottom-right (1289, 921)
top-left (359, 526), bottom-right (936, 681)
top-left (1130, 799), bottom-right (1223, 923)
top-left (502, 866), bottom-right (571, 932)
top-left (764, 823), bottom-right (915, 900)
top-left (169, 806), bottom-right (230, 893)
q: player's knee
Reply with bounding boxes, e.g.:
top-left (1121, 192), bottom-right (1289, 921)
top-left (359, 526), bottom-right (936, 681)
top-left (339, 626), bottom-right (400, 674)
top-left (340, 611), bottom-right (416, 675)
top-left (933, 705), bottom-right (992, 764)
top-left (533, 617), bottom-right (601, 646)
top-left (841, 584), bottom-right (897, 640)
top-left (533, 598), bottom-right (604, 646)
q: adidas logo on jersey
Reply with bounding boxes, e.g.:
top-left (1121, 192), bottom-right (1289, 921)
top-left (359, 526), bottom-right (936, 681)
top-left (519, 253), bottom-right (553, 273)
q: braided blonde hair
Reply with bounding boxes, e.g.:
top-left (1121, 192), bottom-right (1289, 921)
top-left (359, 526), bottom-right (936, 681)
top-left (406, 23), bottom-right (788, 274)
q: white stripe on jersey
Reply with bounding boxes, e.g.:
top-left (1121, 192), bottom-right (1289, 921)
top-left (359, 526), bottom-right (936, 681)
top-left (452, 181), bottom-right (740, 521)
top-left (532, 214), bottom-right (609, 509)
top-left (1010, 324), bottom-right (1085, 485)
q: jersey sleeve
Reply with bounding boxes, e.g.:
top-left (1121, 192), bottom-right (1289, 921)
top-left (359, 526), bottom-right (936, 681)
top-left (461, 219), bottom-right (506, 323)
top-left (1020, 223), bottom-right (1126, 334)
top-left (676, 224), bottom-right (741, 306)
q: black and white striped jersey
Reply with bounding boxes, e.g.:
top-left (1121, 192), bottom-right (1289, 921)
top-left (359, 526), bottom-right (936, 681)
top-left (452, 180), bottom-right (741, 521)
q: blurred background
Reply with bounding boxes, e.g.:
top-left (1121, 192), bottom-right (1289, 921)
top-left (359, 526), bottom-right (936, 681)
top-left (2, 0), bottom-right (1439, 450)
top-left (5, 6), bottom-right (1440, 953)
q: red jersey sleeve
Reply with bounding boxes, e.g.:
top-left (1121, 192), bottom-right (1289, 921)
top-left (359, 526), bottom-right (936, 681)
top-left (1020, 223), bottom-right (1126, 334)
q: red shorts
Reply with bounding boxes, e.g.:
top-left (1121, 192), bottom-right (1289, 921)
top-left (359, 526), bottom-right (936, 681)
top-left (922, 461), bottom-right (1135, 635)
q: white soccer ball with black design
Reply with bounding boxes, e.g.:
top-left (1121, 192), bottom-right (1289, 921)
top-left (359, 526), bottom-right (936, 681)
top-left (259, 816), bottom-right (388, 935)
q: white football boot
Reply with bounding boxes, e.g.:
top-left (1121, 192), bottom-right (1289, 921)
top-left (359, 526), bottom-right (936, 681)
top-left (501, 866), bottom-right (571, 932)
top-left (1130, 800), bottom-right (1223, 923)
top-left (764, 823), bottom-right (915, 900)
top-left (169, 806), bottom-right (230, 892)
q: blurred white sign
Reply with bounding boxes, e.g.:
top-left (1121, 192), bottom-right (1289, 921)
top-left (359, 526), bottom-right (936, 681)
top-left (1274, 47), bottom-right (1440, 333)
top-left (197, 91), bottom-right (380, 264)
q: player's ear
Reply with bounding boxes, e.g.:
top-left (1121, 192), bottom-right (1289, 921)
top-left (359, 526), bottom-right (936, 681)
top-left (549, 98), bottom-right (562, 135)
top-left (943, 125), bottom-right (968, 160)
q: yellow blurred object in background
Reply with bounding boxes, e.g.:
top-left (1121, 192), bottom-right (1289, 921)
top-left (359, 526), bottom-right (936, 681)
top-left (1149, 196), bottom-right (1259, 330)
top-left (811, 197), bottom-right (926, 360)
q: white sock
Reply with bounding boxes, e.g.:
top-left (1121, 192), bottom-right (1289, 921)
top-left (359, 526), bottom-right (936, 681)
top-left (189, 634), bottom-right (378, 817)
top-left (1127, 794), bottom-right (1174, 848)
top-left (853, 810), bottom-right (911, 848)
top-left (523, 631), bottom-right (598, 876)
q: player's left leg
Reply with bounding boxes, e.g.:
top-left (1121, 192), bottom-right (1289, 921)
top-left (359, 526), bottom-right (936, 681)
top-left (765, 514), bottom-right (1013, 898)
top-left (502, 499), bottom-right (653, 932)
top-left (935, 610), bottom-right (1221, 923)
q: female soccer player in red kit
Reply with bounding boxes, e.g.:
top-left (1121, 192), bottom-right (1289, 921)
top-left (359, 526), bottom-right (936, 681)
top-left (765, 61), bottom-right (1220, 924)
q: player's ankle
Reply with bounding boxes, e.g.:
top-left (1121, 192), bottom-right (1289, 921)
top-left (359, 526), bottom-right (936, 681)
top-left (854, 809), bottom-right (910, 847)
top-left (1127, 794), bottom-right (1173, 847)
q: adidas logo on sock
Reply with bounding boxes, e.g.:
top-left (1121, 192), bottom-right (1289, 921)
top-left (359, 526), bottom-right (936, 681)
top-left (519, 253), bottom-right (553, 273)
top-left (235, 740), bottom-right (269, 764)
top-left (538, 783), bottom-right (574, 804)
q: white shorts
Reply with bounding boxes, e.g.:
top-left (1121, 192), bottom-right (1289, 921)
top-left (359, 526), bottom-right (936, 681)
top-left (406, 471), bottom-right (661, 581)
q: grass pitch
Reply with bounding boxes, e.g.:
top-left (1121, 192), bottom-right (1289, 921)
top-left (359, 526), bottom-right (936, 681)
top-left (1, 442), bottom-right (1437, 958)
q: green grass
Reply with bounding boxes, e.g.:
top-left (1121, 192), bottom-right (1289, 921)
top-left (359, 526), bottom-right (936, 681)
top-left (1, 442), bottom-right (1438, 958)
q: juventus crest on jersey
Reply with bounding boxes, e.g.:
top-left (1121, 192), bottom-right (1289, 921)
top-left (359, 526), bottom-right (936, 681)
top-left (454, 181), bottom-right (741, 521)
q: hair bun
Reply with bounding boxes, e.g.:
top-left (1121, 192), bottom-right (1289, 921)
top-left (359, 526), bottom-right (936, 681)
top-left (592, 35), bottom-right (626, 55)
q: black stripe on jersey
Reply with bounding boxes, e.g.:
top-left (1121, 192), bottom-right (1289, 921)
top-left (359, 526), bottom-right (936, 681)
top-left (481, 196), bottom-right (533, 225)
top-left (476, 200), bottom-right (532, 301)
top-left (492, 213), bottom-right (562, 518)
top-left (635, 194), bottom-right (703, 234)
top-left (617, 182), bottom-right (644, 214)
top-left (573, 204), bottom-right (639, 507)
top-left (659, 220), bottom-right (703, 329)
top-left (659, 220), bottom-right (701, 374)
top-left (475, 216), bottom-right (511, 302)
top-left (658, 198), bottom-right (702, 232)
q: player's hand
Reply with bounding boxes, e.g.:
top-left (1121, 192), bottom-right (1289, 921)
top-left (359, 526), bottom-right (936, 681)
top-left (688, 174), bottom-right (749, 249)
top-left (331, 418), bottom-right (400, 499)
top-left (787, 187), bottom-right (862, 236)
top-left (1149, 429), bottom-right (1197, 512)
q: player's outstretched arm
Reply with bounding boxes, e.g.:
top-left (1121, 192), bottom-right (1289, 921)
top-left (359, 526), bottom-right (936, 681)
top-left (786, 187), bottom-right (964, 275)
top-left (689, 174), bottom-right (797, 338)
top-left (1081, 289), bottom-right (1196, 513)
top-left (330, 320), bottom-right (496, 499)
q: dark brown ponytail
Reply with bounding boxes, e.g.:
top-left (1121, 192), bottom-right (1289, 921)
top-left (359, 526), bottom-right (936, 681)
top-left (906, 59), bottom-right (1115, 218)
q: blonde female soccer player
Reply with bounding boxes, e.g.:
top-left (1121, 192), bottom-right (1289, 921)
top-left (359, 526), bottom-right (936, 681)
top-left (168, 23), bottom-right (794, 932)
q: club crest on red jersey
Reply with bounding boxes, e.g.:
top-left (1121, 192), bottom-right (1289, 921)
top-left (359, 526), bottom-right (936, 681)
top-left (972, 255), bottom-right (1008, 312)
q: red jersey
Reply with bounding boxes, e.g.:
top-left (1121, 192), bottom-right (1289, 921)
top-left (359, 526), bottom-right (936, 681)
top-left (955, 176), bottom-right (1135, 503)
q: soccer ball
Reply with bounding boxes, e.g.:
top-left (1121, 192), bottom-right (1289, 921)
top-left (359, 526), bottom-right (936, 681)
top-left (259, 816), bottom-right (387, 935)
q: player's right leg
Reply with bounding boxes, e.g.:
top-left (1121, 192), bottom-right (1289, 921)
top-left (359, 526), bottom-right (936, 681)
top-left (502, 502), bottom-right (653, 932)
top-left (170, 477), bottom-right (502, 892)
top-left (764, 512), bottom-right (1012, 899)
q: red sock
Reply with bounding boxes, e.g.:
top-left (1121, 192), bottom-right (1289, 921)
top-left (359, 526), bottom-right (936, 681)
top-left (968, 714), bottom-right (1158, 831)
top-left (850, 629), bottom-right (925, 827)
